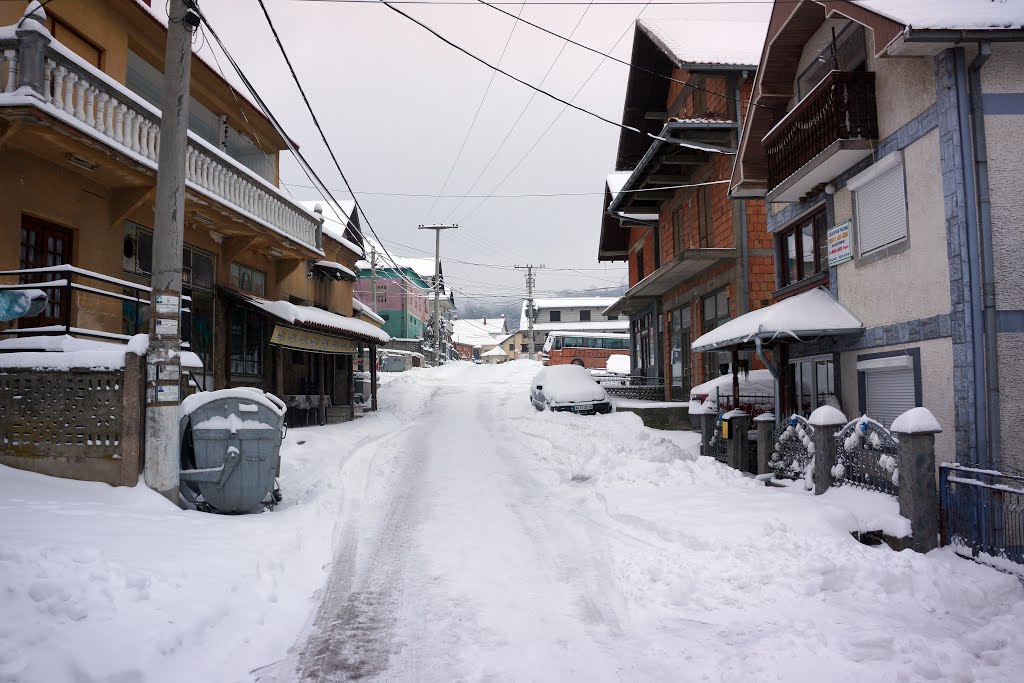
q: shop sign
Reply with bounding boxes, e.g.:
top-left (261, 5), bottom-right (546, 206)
top-left (828, 221), bottom-right (853, 266)
top-left (270, 324), bottom-right (358, 354)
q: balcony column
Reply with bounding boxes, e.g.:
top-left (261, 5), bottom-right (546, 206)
top-left (15, 5), bottom-right (51, 99)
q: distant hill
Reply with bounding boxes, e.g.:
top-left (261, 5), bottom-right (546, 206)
top-left (456, 286), bottom-right (627, 331)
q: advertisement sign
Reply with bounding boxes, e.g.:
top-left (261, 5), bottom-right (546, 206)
top-left (828, 220), bottom-right (853, 266)
top-left (155, 293), bottom-right (180, 315)
top-left (269, 325), bottom-right (358, 354)
top-left (155, 317), bottom-right (179, 337)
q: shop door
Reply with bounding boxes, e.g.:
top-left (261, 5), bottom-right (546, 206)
top-left (19, 215), bottom-right (73, 327)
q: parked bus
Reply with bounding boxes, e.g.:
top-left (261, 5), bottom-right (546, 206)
top-left (541, 331), bottom-right (630, 369)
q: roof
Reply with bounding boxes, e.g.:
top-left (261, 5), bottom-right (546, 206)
top-left (234, 292), bottom-right (391, 344)
top-left (519, 298), bottom-right (622, 329)
top-left (636, 19), bottom-right (767, 67)
top-left (531, 321), bottom-right (631, 334)
top-left (607, 172), bottom-right (633, 201)
top-left (352, 298), bottom-right (386, 326)
top-left (691, 288), bottom-right (863, 352)
top-left (481, 346), bottom-right (508, 358)
top-left (852, 0), bottom-right (1024, 30)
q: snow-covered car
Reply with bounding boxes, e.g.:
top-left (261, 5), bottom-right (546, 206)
top-left (530, 365), bottom-right (613, 415)
top-left (688, 369), bottom-right (776, 426)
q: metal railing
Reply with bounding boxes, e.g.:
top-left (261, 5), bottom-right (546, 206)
top-left (833, 417), bottom-right (899, 496)
top-left (941, 464), bottom-right (1024, 573)
top-left (0, 22), bottom-right (322, 253)
top-left (763, 70), bottom-right (878, 192)
top-left (594, 374), bottom-right (666, 401)
top-left (770, 414), bottom-right (815, 480)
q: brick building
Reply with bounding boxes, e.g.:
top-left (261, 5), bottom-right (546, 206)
top-left (599, 19), bottom-right (772, 400)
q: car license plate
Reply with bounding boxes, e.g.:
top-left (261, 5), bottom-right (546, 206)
top-left (572, 405), bottom-right (589, 413)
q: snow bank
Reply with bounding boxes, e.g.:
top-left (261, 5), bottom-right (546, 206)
top-left (0, 334), bottom-right (149, 370)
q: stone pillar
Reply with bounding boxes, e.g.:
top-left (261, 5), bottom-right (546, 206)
top-left (893, 407), bottom-right (942, 553)
top-left (701, 412), bottom-right (715, 459)
top-left (120, 351), bottom-right (145, 487)
top-left (810, 406), bottom-right (848, 496)
top-left (16, 6), bottom-right (51, 98)
top-left (754, 413), bottom-right (776, 475)
top-left (726, 411), bottom-right (750, 471)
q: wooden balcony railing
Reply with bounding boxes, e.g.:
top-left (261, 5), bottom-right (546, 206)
top-left (762, 71), bottom-right (878, 192)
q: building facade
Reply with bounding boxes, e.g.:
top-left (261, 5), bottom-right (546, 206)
top-left (722, 0), bottom-right (1024, 469)
top-left (517, 297), bottom-right (627, 356)
top-left (599, 19), bottom-right (773, 400)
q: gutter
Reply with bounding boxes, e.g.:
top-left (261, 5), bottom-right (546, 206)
top-left (953, 49), bottom-right (989, 466)
top-left (903, 28), bottom-right (1024, 45)
top-left (968, 41), bottom-right (1001, 469)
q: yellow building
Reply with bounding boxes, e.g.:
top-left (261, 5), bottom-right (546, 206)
top-left (0, 0), bottom-right (388, 423)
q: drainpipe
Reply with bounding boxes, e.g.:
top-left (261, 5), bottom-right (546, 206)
top-left (969, 42), bottom-right (1001, 468)
top-left (954, 49), bottom-right (988, 466)
top-left (754, 335), bottom-right (781, 422)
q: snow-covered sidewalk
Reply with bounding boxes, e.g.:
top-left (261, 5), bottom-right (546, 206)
top-left (3, 360), bottom-right (1024, 682)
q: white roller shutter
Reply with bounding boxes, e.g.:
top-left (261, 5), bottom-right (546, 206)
top-left (864, 368), bottom-right (916, 428)
top-left (853, 159), bottom-right (907, 256)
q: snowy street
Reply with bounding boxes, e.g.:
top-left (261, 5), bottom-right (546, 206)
top-left (4, 361), bottom-right (1024, 682)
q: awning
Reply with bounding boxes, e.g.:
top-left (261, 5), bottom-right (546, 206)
top-left (312, 260), bottom-right (357, 281)
top-left (226, 290), bottom-right (391, 345)
top-left (691, 287), bottom-right (864, 352)
top-left (603, 248), bottom-right (736, 317)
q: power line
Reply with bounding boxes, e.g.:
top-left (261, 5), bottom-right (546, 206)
top-left (379, 1), bottom-right (668, 144)
top-left (294, 1), bottom-right (794, 5)
top-left (282, 177), bottom-right (729, 197)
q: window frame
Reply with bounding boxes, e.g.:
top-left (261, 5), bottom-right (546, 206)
top-left (579, 309), bottom-right (591, 322)
top-left (776, 209), bottom-right (828, 288)
top-left (230, 262), bottom-right (266, 297)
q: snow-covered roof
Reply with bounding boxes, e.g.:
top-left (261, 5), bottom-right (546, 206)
top-left (519, 298), bottom-right (622, 329)
top-left (451, 318), bottom-right (506, 346)
top-left (313, 260), bottom-right (356, 281)
top-left (298, 200), bottom-right (363, 256)
top-left (607, 172), bottom-right (632, 200)
top-left (237, 293), bottom-right (390, 344)
top-left (691, 288), bottom-right (863, 352)
top-left (530, 321), bottom-right (631, 334)
top-left (852, 0), bottom-right (1024, 31)
top-left (352, 298), bottom-right (386, 326)
top-left (637, 19), bottom-right (767, 67)
top-left (481, 346), bottom-right (508, 358)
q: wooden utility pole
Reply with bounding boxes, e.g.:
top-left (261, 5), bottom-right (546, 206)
top-left (418, 224), bottom-right (457, 365)
top-left (516, 264), bottom-right (544, 360)
top-left (144, 0), bottom-right (198, 503)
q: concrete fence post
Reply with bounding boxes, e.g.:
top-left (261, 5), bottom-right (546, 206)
top-left (754, 413), bottom-right (776, 475)
top-left (119, 351), bottom-right (145, 487)
top-left (892, 407), bottom-right (942, 553)
top-left (701, 411), bottom-right (715, 459)
top-left (16, 5), bottom-right (51, 99)
top-left (725, 410), bottom-right (750, 471)
top-left (809, 406), bottom-right (848, 496)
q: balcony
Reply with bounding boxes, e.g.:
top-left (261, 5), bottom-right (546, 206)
top-left (0, 17), bottom-right (322, 255)
top-left (762, 71), bottom-right (878, 203)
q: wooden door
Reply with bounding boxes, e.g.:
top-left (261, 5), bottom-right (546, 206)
top-left (19, 215), bottom-right (73, 328)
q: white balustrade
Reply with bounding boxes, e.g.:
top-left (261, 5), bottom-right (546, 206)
top-left (0, 34), bottom-right (322, 253)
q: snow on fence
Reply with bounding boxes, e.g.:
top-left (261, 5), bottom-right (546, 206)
top-left (0, 353), bottom-right (144, 487)
top-left (769, 414), bottom-right (815, 482)
top-left (941, 464), bottom-right (1024, 574)
top-left (593, 374), bottom-right (665, 401)
top-left (832, 417), bottom-right (899, 496)
top-left (0, 20), bottom-right (321, 253)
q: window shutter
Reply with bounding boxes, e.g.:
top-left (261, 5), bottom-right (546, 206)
top-left (864, 368), bottom-right (916, 428)
top-left (855, 163), bottom-right (907, 256)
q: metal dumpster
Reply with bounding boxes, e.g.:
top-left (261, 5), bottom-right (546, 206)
top-left (179, 389), bottom-right (287, 513)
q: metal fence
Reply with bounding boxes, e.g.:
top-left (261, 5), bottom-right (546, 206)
top-left (710, 386), bottom-right (774, 418)
top-left (941, 464), bottom-right (1024, 573)
top-left (707, 414), bottom-right (729, 463)
top-left (769, 414), bottom-right (814, 480)
top-left (594, 374), bottom-right (665, 401)
top-left (833, 417), bottom-right (900, 496)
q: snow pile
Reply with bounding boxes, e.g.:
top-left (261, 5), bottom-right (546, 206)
top-left (891, 406), bottom-right (942, 434)
top-left (605, 353), bottom-right (630, 375)
top-left (533, 364), bottom-right (607, 404)
top-left (0, 334), bottom-right (149, 370)
top-left (180, 387), bottom-right (285, 418)
top-left (809, 404), bottom-right (848, 426)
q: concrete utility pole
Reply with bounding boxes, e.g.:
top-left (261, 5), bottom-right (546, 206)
top-left (419, 224), bottom-right (457, 366)
top-left (370, 245), bottom-right (378, 313)
top-left (515, 264), bottom-right (544, 360)
top-left (144, 0), bottom-right (198, 504)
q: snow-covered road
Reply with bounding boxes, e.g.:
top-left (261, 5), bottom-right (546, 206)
top-left (4, 360), bottom-right (1024, 682)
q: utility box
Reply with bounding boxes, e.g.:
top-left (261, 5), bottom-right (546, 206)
top-left (179, 389), bottom-right (287, 513)
top-left (721, 409), bottom-right (749, 441)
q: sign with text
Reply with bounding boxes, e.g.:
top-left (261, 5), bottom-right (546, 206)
top-left (828, 220), bottom-right (853, 267)
top-left (270, 325), bottom-right (358, 354)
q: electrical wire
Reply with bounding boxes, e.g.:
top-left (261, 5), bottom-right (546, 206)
top-left (282, 178), bottom-right (729, 197)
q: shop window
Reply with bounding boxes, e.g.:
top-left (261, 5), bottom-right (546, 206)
top-left (850, 153), bottom-right (907, 257)
top-left (230, 308), bottom-right (264, 376)
top-left (789, 355), bottom-right (837, 417)
top-left (580, 310), bottom-right (591, 322)
top-left (230, 262), bottom-right (266, 296)
top-left (777, 210), bottom-right (828, 288)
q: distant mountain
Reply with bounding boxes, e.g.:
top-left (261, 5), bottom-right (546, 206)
top-left (456, 285), bottom-right (627, 331)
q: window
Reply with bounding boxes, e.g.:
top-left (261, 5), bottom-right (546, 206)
top-left (230, 308), bottom-right (264, 376)
top-left (376, 292), bottom-right (387, 304)
top-left (702, 289), bottom-right (730, 380)
top-left (851, 153), bottom-right (907, 257)
top-left (230, 262), bottom-right (266, 296)
top-left (778, 210), bottom-right (828, 288)
top-left (521, 343), bottom-right (529, 352)
top-left (580, 310), bottom-right (591, 322)
top-left (672, 208), bottom-right (683, 254)
top-left (636, 247), bottom-right (645, 281)
top-left (796, 22), bottom-right (867, 99)
top-left (671, 305), bottom-right (692, 398)
top-left (790, 355), bottom-right (836, 416)
top-left (47, 14), bottom-right (101, 68)
top-left (858, 352), bottom-right (919, 428)
top-left (20, 215), bottom-right (73, 326)
top-left (549, 310), bottom-right (561, 322)
top-left (697, 186), bottom-right (713, 248)
top-left (607, 315), bottom-right (618, 321)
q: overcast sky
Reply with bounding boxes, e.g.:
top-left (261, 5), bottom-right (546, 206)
top-left (195, 0), bottom-right (772, 309)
